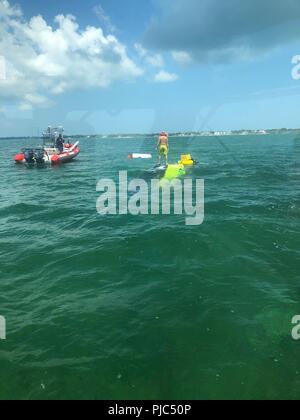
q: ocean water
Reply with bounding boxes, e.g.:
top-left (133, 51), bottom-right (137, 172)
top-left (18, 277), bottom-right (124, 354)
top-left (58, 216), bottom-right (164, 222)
top-left (0, 134), bottom-right (299, 400)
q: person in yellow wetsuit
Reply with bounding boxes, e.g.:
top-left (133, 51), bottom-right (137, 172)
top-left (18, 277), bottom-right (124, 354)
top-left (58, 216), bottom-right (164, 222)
top-left (157, 132), bottom-right (169, 165)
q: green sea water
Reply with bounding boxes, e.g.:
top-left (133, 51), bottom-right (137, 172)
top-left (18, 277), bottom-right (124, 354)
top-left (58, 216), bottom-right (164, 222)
top-left (0, 134), bottom-right (300, 400)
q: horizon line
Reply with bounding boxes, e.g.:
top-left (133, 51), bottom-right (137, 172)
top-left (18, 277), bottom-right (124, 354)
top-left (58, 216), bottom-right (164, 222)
top-left (1, 127), bottom-right (300, 140)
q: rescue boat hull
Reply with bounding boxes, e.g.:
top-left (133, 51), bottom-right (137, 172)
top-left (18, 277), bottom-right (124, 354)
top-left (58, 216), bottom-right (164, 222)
top-left (14, 146), bottom-right (80, 166)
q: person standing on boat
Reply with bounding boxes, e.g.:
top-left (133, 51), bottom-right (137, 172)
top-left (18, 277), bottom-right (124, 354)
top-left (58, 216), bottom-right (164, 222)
top-left (157, 132), bottom-right (169, 165)
top-left (56, 134), bottom-right (64, 153)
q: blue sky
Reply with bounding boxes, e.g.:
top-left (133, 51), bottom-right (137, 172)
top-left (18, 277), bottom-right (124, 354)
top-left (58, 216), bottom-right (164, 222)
top-left (1, 0), bottom-right (300, 136)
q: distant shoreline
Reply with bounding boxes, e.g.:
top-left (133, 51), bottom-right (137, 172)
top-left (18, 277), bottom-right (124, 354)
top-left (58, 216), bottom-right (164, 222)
top-left (1, 128), bottom-right (300, 140)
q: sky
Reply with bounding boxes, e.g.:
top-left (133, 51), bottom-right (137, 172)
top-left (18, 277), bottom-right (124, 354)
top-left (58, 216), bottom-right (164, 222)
top-left (1, 0), bottom-right (300, 136)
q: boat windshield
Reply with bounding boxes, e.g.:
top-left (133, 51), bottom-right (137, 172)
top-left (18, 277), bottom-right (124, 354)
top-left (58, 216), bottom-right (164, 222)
top-left (42, 126), bottom-right (64, 147)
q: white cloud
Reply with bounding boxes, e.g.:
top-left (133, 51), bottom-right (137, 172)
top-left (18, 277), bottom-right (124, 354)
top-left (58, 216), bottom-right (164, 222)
top-left (135, 43), bottom-right (147, 58)
top-left (154, 70), bottom-right (178, 83)
top-left (0, 55), bottom-right (6, 80)
top-left (0, 1), bottom-right (143, 108)
top-left (172, 51), bottom-right (192, 65)
top-left (0, 0), bottom-right (21, 17)
top-left (135, 43), bottom-right (164, 67)
top-left (93, 4), bottom-right (116, 34)
top-left (146, 53), bottom-right (164, 68)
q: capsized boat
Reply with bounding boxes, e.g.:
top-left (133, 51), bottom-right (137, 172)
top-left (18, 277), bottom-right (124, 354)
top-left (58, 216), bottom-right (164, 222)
top-left (148, 154), bottom-right (197, 178)
top-left (147, 163), bottom-right (186, 180)
top-left (128, 153), bottom-right (153, 159)
top-left (146, 163), bottom-right (168, 177)
top-left (14, 126), bottom-right (80, 165)
top-left (163, 164), bottom-right (186, 180)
